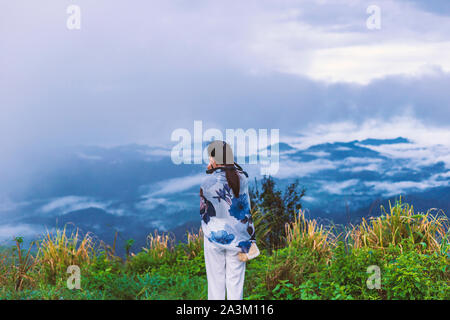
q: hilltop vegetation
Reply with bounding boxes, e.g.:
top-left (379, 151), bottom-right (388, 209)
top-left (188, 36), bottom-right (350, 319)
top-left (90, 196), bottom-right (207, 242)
top-left (0, 198), bottom-right (448, 300)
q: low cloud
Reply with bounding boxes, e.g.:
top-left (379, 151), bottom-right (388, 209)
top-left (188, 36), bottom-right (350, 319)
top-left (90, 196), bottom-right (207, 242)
top-left (0, 224), bottom-right (45, 242)
top-left (135, 197), bottom-right (191, 214)
top-left (75, 152), bottom-right (103, 161)
top-left (303, 151), bottom-right (330, 158)
top-left (364, 176), bottom-right (450, 197)
top-left (275, 159), bottom-right (337, 179)
top-left (341, 163), bottom-right (380, 173)
top-left (363, 142), bottom-right (450, 169)
top-left (321, 179), bottom-right (360, 195)
top-left (39, 196), bottom-right (125, 216)
top-left (148, 174), bottom-right (205, 196)
top-left (285, 117), bottom-right (450, 169)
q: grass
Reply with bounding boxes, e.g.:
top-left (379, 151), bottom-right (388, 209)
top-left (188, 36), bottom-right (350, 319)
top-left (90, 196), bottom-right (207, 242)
top-left (0, 200), bottom-right (448, 300)
top-left (285, 210), bottom-right (336, 260)
top-left (36, 227), bottom-right (96, 284)
top-left (349, 199), bottom-right (449, 253)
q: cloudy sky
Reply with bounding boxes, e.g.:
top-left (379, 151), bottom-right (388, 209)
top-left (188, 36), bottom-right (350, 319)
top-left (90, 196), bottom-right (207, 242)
top-left (2, 0), bottom-right (450, 242)
top-left (1, 0), bottom-right (450, 171)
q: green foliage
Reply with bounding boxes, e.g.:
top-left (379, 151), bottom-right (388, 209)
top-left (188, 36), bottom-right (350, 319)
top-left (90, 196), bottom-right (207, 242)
top-left (383, 250), bottom-right (450, 299)
top-left (250, 176), bottom-right (305, 251)
top-left (0, 199), bottom-right (448, 300)
top-left (125, 239), bottom-right (135, 259)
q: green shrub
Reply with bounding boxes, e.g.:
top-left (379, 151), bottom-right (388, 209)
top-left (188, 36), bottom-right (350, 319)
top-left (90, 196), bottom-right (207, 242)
top-left (383, 250), bottom-right (449, 299)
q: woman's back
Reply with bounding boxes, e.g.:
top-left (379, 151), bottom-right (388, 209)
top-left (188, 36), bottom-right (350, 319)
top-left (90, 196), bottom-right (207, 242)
top-left (201, 140), bottom-right (256, 300)
top-left (200, 169), bottom-right (255, 253)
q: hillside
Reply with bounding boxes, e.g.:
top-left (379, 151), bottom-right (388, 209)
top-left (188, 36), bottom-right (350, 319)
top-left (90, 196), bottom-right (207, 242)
top-left (0, 200), bottom-right (448, 300)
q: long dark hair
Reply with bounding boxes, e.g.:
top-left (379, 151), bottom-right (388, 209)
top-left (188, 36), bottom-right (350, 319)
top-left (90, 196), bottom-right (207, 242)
top-left (225, 167), bottom-right (240, 198)
top-left (209, 141), bottom-right (240, 198)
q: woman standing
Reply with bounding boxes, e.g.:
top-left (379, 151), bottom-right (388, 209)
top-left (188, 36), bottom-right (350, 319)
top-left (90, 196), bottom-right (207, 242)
top-left (200, 141), bottom-right (257, 300)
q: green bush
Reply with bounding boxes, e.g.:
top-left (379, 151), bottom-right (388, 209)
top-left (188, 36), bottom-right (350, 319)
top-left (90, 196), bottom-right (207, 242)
top-left (383, 250), bottom-right (449, 299)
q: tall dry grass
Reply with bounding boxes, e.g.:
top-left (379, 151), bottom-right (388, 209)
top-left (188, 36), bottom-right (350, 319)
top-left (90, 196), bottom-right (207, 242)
top-left (141, 229), bottom-right (204, 261)
top-left (262, 211), bottom-right (337, 290)
top-left (36, 227), bottom-right (95, 283)
top-left (143, 231), bottom-right (175, 259)
top-left (0, 238), bottom-right (38, 291)
top-left (185, 228), bottom-right (204, 258)
top-left (285, 210), bottom-right (336, 259)
top-left (348, 199), bottom-right (449, 253)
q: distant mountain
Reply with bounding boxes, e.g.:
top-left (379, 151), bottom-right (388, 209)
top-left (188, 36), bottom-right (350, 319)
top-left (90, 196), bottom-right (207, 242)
top-left (358, 137), bottom-right (410, 146)
top-left (0, 137), bottom-right (448, 254)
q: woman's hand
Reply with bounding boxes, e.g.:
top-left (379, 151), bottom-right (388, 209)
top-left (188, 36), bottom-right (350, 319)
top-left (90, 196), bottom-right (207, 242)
top-left (207, 156), bottom-right (216, 170)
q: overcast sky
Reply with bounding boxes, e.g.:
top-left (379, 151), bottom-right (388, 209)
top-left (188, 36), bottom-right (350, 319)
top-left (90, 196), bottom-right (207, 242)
top-left (1, 0), bottom-right (450, 170)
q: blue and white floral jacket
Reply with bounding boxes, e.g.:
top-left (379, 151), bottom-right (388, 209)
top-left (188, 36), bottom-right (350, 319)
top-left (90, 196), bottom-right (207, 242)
top-left (200, 169), bottom-right (256, 253)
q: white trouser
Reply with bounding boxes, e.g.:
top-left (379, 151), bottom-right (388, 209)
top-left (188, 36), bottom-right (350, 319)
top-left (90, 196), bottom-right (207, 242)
top-left (204, 237), bottom-right (246, 300)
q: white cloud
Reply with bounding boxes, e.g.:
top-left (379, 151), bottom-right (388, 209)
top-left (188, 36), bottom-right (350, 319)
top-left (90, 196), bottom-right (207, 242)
top-left (40, 196), bottom-right (104, 214)
top-left (433, 171), bottom-right (450, 179)
top-left (362, 143), bottom-right (450, 169)
top-left (149, 174), bottom-right (205, 196)
top-left (75, 152), bottom-right (102, 161)
top-left (245, 1), bottom-right (450, 84)
top-left (274, 159), bottom-right (337, 179)
top-left (302, 195), bottom-right (317, 202)
top-left (135, 197), bottom-right (168, 211)
top-left (135, 197), bottom-right (190, 214)
top-left (149, 220), bottom-right (169, 232)
top-left (341, 157), bottom-right (383, 165)
top-left (364, 176), bottom-right (450, 197)
top-left (0, 196), bottom-right (29, 213)
top-left (0, 224), bottom-right (45, 242)
top-left (285, 117), bottom-right (450, 169)
top-left (335, 146), bottom-right (351, 151)
top-left (321, 179), bottom-right (359, 195)
top-left (304, 151), bottom-right (330, 157)
top-left (304, 42), bottom-right (450, 84)
top-left (139, 146), bottom-right (172, 159)
top-left (39, 196), bottom-right (125, 216)
top-left (341, 163), bottom-right (380, 172)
